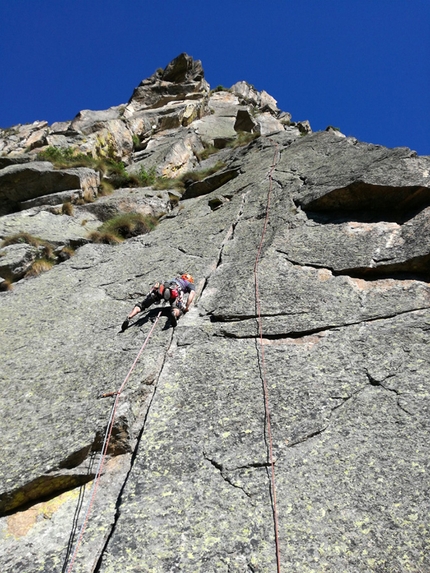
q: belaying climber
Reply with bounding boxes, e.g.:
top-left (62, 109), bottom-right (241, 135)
top-left (121, 273), bottom-right (196, 331)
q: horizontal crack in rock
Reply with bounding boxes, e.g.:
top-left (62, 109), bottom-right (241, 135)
top-left (300, 182), bottom-right (430, 224)
top-left (212, 307), bottom-right (430, 340)
top-left (279, 251), bottom-right (430, 283)
top-left (0, 416), bottom-right (132, 517)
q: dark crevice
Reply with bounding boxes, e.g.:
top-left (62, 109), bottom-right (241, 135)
top-left (286, 424), bottom-right (329, 447)
top-left (235, 461), bottom-right (273, 470)
top-left (58, 445), bottom-right (92, 469)
top-left (210, 310), bottom-right (309, 323)
top-left (182, 167), bottom-right (240, 200)
top-left (278, 251), bottom-right (430, 283)
top-left (365, 371), bottom-right (414, 416)
top-left (299, 182), bottom-right (430, 224)
top-left (0, 429), bottom-right (129, 517)
top-left (287, 370), bottom-right (413, 450)
top-left (209, 190), bottom-right (250, 274)
top-left (203, 453), bottom-right (252, 499)
top-left (0, 471), bottom-right (96, 518)
top-left (286, 388), bottom-right (366, 449)
top-left (215, 324), bottom-right (331, 340)
top-left (211, 305), bottom-right (430, 340)
top-left (332, 254), bottom-right (430, 283)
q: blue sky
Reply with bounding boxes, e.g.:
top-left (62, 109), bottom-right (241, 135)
top-left (1, 0), bottom-right (429, 155)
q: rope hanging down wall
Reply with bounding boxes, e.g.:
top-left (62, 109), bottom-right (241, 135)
top-left (254, 138), bottom-right (282, 573)
top-left (65, 138), bottom-right (281, 572)
top-left (65, 308), bottom-right (164, 573)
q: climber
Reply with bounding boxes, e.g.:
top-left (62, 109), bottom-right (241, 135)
top-left (121, 273), bottom-right (196, 331)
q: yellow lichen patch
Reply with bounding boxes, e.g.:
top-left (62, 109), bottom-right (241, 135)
top-left (7, 489), bottom-right (78, 539)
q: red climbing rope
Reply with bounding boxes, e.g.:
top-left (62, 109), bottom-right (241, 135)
top-left (254, 139), bottom-right (282, 573)
top-left (65, 309), bottom-right (164, 573)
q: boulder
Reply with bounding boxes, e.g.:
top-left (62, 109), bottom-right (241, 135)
top-left (0, 162), bottom-right (100, 215)
top-left (254, 111), bottom-right (285, 135)
top-left (0, 208), bottom-right (99, 246)
top-left (19, 189), bottom-right (84, 209)
top-left (0, 242), bottom-right (39, 280)
top-left (182, 167), bottom-right (240, 199)
top-left (131, 128), bottom-right (203, 177)
top-left (161, 52), bottom-right (205, 83)
top-left (230, 81), bottom-right (280, 114)
top-left (79, 187), bottom-right (173, 221)
top-left (193, 115), bottom-right (237, 145)
top-left (70, 106), bottom-right (125, 135)
top-left (0, 121), bottom-right (49, 156)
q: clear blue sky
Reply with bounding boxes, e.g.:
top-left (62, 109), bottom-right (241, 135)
top-left (1, 0), bottom-right (429, 155)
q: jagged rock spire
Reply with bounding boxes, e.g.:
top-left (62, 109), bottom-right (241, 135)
top-left (160, 52), bottom-right (204, 83)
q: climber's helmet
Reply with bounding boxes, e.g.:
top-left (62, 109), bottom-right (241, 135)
top-left (181, 273), bottom-right (194, 284)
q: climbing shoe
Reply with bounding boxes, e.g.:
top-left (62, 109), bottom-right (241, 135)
top-left (121, 318), bottom-right (130, 332)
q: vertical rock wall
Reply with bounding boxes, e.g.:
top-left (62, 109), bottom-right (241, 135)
top-left (0, 56), bottom-right (429, 573)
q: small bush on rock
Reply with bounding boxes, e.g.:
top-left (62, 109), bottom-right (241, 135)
top-left (1, 232), bottom-right (55, 259)
top-left (89, 212), bottom-right (158, 244)
top-left (38, 146), bottom-right (156, 191)
top-left (25, 258), bottom-right (55, 277)
top-left (0, 278), bottom-right (13, 292)
top-left (61, 202), bottom-right (74, 216)
top-left (153, 177), bottom-right (185, 191)
top-left (180, 161), bottom-right (226, 184)
top-left (195, 144), bottom-right (219, 161)
top-left (228, 131), bottom-right (260, 148)
top-left (88, 231), bottom-right (123, 245)
top-left (210, 85), bottom-right (231, 93)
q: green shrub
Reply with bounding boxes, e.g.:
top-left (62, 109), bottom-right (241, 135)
top-left (132, 134), bottom-right (141, 149)
top-left (89, 212), bottom-right (158, 244)
top-left (195, 143), bottom-right (219, 161)
top-left (153, 176), bottom-right (185, 191)
top-left (135, 165), bottom-right (156, 186)
top-left (39, 146), bottom-right (172, 191)
top-left (179, 161), bottom-right (226, 184)
top-left (99, 180), bottom-right (115, 196)
top-left (228, 131), bottom-right (260, 149)
top-left (88, 231), bottom-right (123, 245)
top-left (1, 232), bottom-right (55, 259)
top-left (38, 146), bottom-right (94, 169)
top-left (210, 85), bottom-right (231, 93)
top-left (38, 146), bottom-right (142, 190)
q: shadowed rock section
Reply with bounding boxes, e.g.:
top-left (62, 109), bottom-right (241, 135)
top-left (301, 181), bottom-right (430, 223)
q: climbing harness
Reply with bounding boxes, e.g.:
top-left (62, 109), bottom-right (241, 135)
top-left (254, 137), bottom-right (282, 573)
top-left (64, 308), bottom-right (164, 573)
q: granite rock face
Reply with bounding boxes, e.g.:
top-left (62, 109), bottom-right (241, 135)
top-left (0, 55), bottom-right (429, 573)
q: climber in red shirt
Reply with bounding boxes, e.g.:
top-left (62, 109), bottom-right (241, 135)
top-left (121, 273), bottom-right (196, 330)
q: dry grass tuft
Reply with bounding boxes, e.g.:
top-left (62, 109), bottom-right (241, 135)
top-left (25, 258), bottom-right (55, 277)
top-left (61, 202), bottom-right (74, 216)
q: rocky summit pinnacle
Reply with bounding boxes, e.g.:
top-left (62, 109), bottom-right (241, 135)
top-left (0, 54), bottom-right (429, 573)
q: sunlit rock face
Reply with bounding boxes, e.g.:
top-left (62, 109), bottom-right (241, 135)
top-left (1, 54), bottom-right (429, 573)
